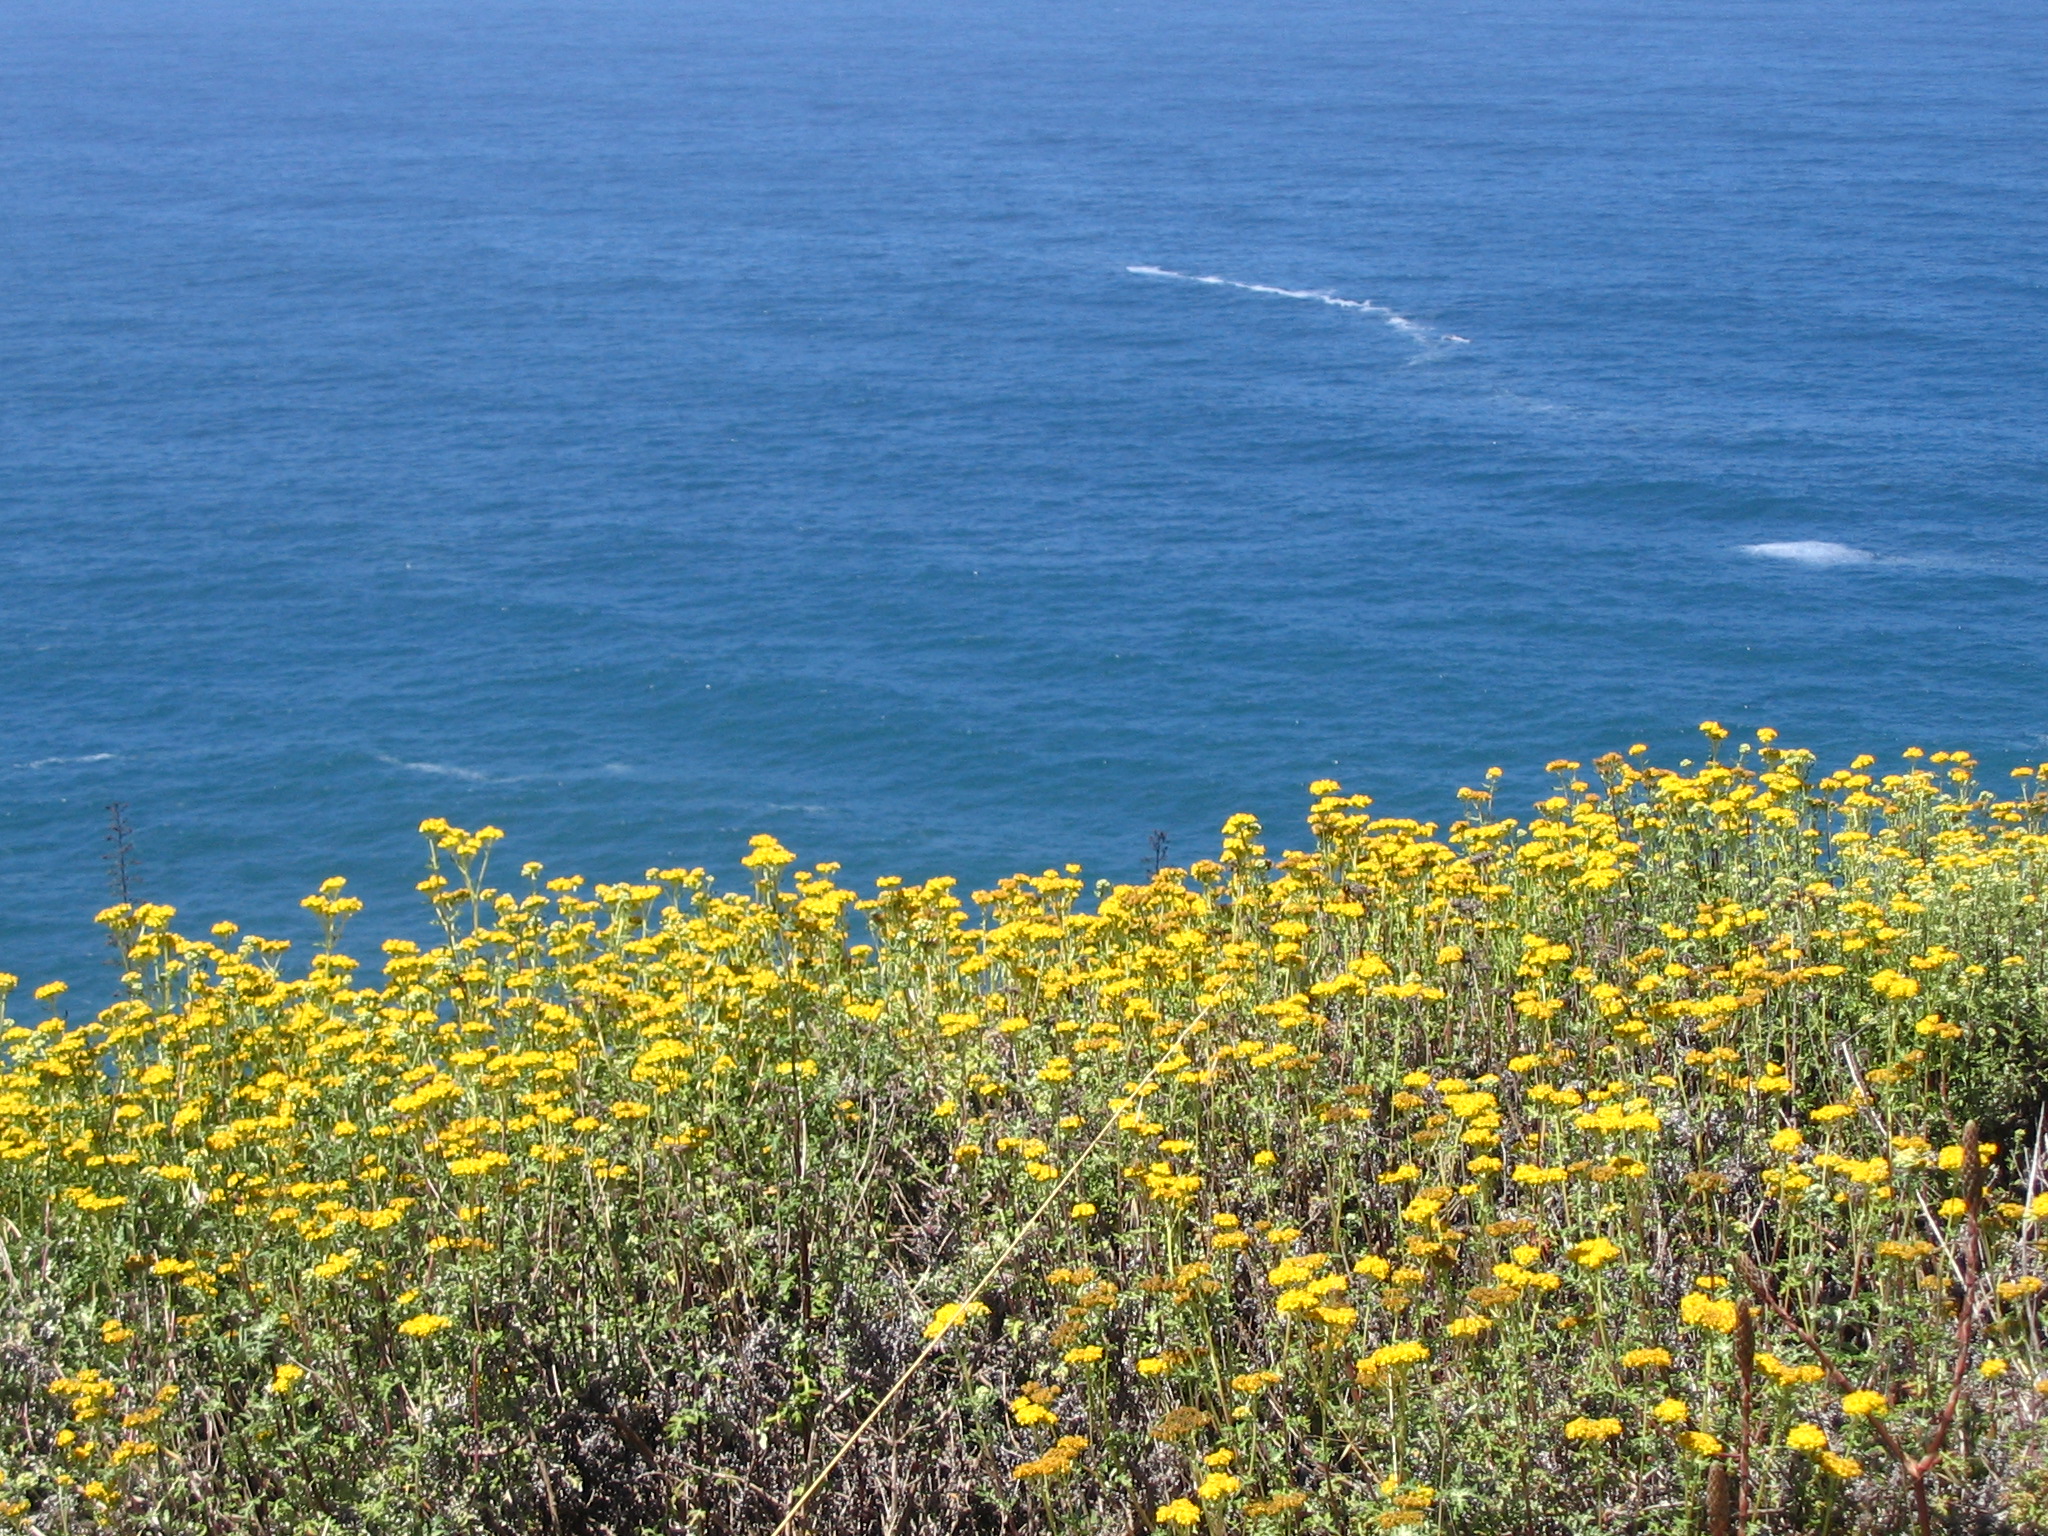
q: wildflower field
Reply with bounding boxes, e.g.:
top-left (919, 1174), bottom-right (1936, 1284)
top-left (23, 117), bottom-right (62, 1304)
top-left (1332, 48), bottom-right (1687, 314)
top-left (6, 729), bottom-right (2048, 1535)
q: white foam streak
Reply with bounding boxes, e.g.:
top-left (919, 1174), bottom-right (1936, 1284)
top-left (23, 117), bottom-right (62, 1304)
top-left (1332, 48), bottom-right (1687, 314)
top-left (19, 753), bottom-right (116, 769)
top-left (1741, 541), bottom-right (1876, 568)
top-left (1126, 265), bottom-right (1469, 349)
top-left (378, 754), bottom-right (491, 782)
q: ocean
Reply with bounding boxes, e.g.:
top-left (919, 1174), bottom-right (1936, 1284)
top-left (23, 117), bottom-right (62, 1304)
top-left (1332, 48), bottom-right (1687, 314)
top-left (2, 0), bottom-right (2044, 991)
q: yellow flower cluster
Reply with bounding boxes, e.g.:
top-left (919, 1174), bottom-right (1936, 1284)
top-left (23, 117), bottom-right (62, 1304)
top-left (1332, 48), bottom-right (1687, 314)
top-left (3, 734), bottom-right (2045, 1531)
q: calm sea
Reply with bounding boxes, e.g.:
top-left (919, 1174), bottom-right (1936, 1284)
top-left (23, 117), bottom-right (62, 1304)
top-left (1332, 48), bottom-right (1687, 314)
top-left (3, 0), bottom-right (2044, 990)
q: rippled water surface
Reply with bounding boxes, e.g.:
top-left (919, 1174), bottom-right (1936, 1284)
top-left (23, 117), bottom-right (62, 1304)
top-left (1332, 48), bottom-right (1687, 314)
top-left (2, 0), bottom-right (2044, 984)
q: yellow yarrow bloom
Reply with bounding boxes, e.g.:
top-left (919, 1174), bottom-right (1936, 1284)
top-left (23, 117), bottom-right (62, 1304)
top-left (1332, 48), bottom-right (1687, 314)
top-left (1564, 1417), bottom-right (1624, 1442)
top-left (1010, 1394), bottom-right (1057, 1428)
top-left (1566, 1236), bottom-right (1623, 1270)
top-left (1786, 1424), bottom-right (1829, 1454)
top-left (1679, 1292), bottom-right (1737, 1333)
top-left (1356, 1341), bottom-right (1429, 1383)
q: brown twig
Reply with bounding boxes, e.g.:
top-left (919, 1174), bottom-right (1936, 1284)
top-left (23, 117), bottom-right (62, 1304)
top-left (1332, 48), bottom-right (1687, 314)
top-left (1734, 1300), bottom-right (1755, 1532)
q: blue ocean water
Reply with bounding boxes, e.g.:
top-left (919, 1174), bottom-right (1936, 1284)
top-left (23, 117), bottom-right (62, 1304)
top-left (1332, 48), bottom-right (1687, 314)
top-left (2, 0), bottom-right (2045, 989)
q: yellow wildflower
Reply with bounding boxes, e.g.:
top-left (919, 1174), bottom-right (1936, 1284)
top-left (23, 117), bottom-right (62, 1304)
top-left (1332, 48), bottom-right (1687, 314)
top-left (922, 1301), bottom-right (989, 1340)
top-left (1564, 1417), bottom-right (1624, 1442)
top-left (1566, 1236), bottom-right (1622, 1270)
top-left (1679, 1293), bottom-right (1737, 1333)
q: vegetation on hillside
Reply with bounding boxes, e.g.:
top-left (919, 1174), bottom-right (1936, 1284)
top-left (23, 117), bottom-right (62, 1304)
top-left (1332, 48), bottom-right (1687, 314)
top-left (4, 728), bottom-right (2048, 1534)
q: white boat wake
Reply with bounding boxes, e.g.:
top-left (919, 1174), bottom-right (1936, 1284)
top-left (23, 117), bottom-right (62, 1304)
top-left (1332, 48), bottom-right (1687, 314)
top-left (1126, 265), bottom-right (1469, 352)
